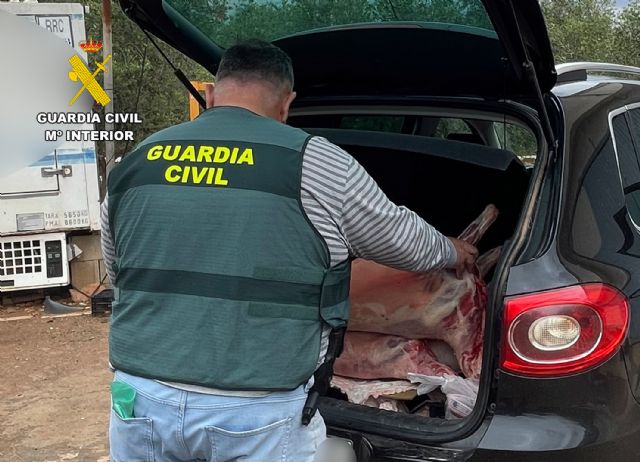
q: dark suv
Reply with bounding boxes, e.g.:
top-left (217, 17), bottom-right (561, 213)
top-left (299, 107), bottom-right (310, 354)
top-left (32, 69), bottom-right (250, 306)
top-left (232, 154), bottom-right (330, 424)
top-left (118, 0), bottom-right (640, 460)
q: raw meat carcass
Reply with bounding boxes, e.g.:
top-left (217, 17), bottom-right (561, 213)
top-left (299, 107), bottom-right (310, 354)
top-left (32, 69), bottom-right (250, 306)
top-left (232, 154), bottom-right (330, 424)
top-left (347, 205), bottom-right (500, 379)
top-left (334, 332), bottom-right (456, 380)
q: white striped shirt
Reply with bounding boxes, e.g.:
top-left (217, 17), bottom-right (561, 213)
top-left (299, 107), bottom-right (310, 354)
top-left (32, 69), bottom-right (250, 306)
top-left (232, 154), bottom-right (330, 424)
top-left (100, 135), bottom-right (456, 395)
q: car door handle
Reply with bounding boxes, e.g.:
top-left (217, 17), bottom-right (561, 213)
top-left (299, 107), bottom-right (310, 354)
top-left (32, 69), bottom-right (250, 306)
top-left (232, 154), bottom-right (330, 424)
top-left (41, 165), bottom-right (73, 177)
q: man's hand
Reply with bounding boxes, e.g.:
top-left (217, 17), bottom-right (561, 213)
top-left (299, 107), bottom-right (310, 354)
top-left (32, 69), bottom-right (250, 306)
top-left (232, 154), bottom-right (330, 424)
top-left (449, 238), bottom-right (479, 278)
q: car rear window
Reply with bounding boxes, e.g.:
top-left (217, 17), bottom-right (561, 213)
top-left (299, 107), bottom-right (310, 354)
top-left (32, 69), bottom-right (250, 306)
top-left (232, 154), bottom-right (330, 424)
top-left (495, 123), bottom-right (537, 167)
top-left (612, 112), bottom-right (640, 224)
top-left (165, 0), bottom-right (495, 48)
top-left (290, 114), bottom-right (474, 138)
top-left (289, 113), bottom-right (537, 164)
top-left (340, 115), bottom-right (405, 133)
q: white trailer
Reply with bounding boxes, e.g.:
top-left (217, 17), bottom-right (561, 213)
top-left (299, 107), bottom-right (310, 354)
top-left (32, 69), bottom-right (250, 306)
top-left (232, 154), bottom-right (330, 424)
top-left (0, 2), bottom-right (101, 292)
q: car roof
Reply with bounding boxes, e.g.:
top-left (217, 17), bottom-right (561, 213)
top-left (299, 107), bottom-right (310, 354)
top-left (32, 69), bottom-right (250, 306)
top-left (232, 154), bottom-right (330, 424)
top-left (554, 62), bottom-right (640, 93)
top-left (552, 80), bottom-right (640, 104)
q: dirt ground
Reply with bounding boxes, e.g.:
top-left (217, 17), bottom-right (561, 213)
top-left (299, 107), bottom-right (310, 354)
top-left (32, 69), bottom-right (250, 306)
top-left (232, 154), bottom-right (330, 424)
top-left (0, 305), bottom-right (111, 462)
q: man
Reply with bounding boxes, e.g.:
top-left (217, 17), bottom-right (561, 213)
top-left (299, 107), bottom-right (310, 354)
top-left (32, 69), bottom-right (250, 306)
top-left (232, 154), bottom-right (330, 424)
top-left (102, 39), bottom-right (477, 462)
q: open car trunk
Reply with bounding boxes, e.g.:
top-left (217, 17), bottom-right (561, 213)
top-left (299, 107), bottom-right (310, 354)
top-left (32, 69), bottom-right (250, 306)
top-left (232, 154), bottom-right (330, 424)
top-left (117, 0), bottom-right (555, 451)
top-left (287, 119), bottom-right (533, 437)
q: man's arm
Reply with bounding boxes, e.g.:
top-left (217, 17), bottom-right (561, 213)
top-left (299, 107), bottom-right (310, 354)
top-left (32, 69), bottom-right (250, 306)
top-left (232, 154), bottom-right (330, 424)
top-left (100, 195), bottom-right (117, 284)
top-left (302, 136), bottom-right (477, 273)
top-left (341, 154), bottom-right (458, 272)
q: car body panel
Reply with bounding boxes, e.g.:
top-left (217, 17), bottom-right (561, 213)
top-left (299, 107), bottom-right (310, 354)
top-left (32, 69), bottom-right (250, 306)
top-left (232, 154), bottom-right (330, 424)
top-left (474, 351), bottom-right (640, 460)
top-left (555, 81), bottom-right (640, 404)
top-left (509, 82), bottom-right (640, 398)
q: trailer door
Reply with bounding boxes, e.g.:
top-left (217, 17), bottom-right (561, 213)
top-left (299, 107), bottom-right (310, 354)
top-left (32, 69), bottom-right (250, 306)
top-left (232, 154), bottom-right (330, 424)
top-left (0, 150), bottom-right (61, 195)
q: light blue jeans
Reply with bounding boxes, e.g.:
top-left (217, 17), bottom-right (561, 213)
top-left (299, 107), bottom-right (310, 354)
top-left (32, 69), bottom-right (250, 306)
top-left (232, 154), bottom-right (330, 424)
top-left (109, 371), bottom-right (326, 462)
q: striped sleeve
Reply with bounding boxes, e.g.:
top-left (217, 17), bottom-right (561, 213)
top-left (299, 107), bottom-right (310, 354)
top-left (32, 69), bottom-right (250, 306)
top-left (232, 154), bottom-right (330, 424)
top-left (301, 136), bottom-right (456, 272)
top-left (100, 195), bottom-right (117, 284)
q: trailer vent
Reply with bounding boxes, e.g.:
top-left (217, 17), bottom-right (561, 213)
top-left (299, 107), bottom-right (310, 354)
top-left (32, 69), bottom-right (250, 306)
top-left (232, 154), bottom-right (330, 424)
top-left (0, 240), bottom-right (43, 277)
top-left (0, 233), bottom-right (69, 292)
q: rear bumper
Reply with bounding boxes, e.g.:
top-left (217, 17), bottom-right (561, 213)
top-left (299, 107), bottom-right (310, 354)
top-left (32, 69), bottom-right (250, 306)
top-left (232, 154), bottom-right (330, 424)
top-left (470, 430), bottom-right (640, 461)
top-left (468, 413), bottom-right (640, 461)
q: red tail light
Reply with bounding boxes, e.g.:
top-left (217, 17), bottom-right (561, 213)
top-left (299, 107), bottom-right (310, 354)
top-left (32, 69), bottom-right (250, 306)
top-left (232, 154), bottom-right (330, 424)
top-left (501, 284), bottom-right (629, 377)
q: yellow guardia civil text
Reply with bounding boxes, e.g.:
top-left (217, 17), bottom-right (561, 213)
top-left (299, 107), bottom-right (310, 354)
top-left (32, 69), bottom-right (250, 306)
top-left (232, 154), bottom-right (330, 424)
top-left (146, 144), bottom-right (255, 186)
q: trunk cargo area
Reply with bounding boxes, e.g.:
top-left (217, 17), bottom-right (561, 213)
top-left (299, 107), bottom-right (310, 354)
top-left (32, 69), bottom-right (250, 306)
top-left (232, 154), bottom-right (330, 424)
top-left (303, 126), bottom-right (532, 428)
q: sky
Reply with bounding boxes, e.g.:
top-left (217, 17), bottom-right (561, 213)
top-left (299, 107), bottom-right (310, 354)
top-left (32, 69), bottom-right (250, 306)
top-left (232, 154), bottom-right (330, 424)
top-left (616, 0), bottom-right (629, 7)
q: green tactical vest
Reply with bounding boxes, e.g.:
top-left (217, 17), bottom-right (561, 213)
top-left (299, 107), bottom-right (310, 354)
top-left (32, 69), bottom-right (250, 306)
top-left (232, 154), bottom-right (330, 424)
top-left (107, 107), bottom-right (351, 391)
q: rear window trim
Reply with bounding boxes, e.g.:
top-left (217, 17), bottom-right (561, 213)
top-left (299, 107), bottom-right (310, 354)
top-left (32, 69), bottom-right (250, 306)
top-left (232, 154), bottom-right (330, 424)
top-left (608, 102), bottom-right (640, 234)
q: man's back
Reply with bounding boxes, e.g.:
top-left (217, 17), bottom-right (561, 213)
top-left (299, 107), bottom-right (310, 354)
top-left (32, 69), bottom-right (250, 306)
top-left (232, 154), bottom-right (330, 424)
top-left (107, 106), bottom-right (350, 392)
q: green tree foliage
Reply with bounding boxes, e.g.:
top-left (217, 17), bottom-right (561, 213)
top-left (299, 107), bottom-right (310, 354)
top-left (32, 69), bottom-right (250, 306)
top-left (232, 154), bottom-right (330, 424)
top-left (540, 0), bottom-right (617, 63)
top-left (38, 0), bottom-right (640, 160)
top-left (371, 0), bottom-right (492, 28)
top-left (614, 0), bottom-right (640, 66)
top-left (168, 0), bottom-right (492, 48)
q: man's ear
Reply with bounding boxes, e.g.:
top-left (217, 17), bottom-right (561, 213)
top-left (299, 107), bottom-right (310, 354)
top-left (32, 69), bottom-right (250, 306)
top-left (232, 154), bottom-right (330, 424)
top-left (205, 83), bottom-right (215, 109)
top-left (280, 91), bottom-right (297, 123)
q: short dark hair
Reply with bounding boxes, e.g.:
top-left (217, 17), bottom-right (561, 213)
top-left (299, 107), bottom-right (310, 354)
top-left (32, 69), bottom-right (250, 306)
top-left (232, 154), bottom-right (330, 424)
top-left (216, 39), bottom-right (294, 90)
